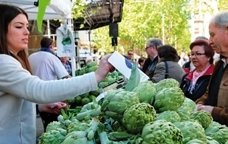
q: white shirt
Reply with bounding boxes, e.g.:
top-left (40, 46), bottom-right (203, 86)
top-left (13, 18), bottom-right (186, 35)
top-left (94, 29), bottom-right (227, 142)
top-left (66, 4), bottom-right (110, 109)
top-left (28, 51), bottom-right (69, 80)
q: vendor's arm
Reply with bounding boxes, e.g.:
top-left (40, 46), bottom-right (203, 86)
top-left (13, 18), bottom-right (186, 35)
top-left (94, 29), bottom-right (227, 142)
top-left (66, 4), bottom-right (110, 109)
top-left (0, 55), bottom-right (112, 103)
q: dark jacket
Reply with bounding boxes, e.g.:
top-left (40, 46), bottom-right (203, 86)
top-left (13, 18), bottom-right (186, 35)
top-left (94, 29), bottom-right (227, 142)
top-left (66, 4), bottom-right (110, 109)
top-left (180, 65), bottom-right (214, 101)
top-left (142, 56), bottom-right (159, 79)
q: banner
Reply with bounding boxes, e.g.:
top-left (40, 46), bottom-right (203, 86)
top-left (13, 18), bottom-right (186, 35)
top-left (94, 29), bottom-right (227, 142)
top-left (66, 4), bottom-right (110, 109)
top-left (56, 23), bottom-right (76, 57)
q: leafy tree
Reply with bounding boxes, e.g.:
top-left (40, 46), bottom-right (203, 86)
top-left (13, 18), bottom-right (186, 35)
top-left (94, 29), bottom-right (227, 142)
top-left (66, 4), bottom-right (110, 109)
top-left (92, 0), bottom-right (191, 55)
top-left (218, 0), bottom-right (228, 11)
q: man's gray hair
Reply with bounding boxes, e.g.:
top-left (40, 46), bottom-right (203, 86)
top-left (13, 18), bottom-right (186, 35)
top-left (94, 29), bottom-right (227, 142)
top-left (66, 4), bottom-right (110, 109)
top-left (146, 38), bottom-right (163, 49)
top-left (210, 11), bottom-right (228, 27)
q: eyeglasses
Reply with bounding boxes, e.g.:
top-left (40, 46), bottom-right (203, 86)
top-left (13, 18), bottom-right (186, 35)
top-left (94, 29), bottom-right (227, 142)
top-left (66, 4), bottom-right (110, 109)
top-left (190, 52), bottom-right (205, 57)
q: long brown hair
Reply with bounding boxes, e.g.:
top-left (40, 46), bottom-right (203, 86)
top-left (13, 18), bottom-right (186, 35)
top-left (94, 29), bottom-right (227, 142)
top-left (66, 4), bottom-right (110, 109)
top-left (0, 4), bottom-right (31, 72)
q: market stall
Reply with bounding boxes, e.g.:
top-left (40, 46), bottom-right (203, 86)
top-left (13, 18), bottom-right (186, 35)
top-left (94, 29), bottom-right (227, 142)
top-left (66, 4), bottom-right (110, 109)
top-left (38, 75), bottom-right (228, 144)
top-left (36, 50), bottom-right (228, 143)
top-left (0, 0), bottom-right (71, 20)
top-left (0, 0), bottom-right (77, 76)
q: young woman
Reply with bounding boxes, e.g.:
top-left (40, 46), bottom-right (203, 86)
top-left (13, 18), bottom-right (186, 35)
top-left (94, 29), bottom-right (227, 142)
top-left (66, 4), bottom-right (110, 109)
top-left (0, 4), bottom-right (113, 144)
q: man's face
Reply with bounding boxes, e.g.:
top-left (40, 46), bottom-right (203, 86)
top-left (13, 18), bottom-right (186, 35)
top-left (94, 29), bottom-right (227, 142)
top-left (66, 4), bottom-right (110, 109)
top-left (127, 51), bottom-right (134, 59)
top-left (145, 46), bottom-right (156, 57)
top-left (209, 23), bottom-right (228, 57)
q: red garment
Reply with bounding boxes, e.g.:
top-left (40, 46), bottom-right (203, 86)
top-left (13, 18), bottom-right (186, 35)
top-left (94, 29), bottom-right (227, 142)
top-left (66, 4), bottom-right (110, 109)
top-left (185, 65), bottom-right (214, 80)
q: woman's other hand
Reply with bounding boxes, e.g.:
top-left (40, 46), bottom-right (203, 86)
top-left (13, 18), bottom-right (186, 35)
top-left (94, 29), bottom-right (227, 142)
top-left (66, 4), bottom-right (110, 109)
top-left (38, 102), bottom-right (68, 114)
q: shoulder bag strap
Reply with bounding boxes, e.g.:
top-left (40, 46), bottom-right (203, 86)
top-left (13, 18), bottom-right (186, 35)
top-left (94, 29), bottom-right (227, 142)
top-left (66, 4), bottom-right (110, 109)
top-left (164, 61), bottom-right (169, 79)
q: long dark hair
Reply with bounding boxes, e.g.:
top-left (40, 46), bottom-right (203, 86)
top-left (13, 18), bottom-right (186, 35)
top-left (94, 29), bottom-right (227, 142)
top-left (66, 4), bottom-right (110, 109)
top-left (0, 4), bottom-right (31, 72)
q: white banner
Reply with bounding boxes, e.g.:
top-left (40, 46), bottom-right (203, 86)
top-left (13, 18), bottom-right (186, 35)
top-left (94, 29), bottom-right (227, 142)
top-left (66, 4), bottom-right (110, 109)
top-left (56, 24), bottom-right (76, 57)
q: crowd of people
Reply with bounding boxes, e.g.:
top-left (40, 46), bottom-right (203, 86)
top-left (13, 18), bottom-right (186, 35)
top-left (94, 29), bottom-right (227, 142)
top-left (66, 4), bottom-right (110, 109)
top-left (0, 3), bottom-right (227, 144)
top-left (125, 12), bottom-right (228, 126)
top-left (137, 11), bottom-right (228, 126)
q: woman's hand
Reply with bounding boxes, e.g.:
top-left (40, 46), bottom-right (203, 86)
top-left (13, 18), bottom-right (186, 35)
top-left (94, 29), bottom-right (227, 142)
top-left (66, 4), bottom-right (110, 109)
top-left (38, 102), bottom-right (68, 114)
top-left (95, 54), bottom-right (114, 82)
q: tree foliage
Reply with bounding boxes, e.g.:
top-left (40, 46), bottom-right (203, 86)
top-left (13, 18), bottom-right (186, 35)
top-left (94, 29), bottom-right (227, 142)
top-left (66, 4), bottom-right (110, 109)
top-left (218, 0), bottom-right (228, 11)
top-left (92, 0), bottom-right (192, 55)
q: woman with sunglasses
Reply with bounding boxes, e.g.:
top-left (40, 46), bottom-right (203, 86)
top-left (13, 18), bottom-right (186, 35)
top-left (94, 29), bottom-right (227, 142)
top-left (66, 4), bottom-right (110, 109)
top-left (180, 39), bottom-right (214, 101)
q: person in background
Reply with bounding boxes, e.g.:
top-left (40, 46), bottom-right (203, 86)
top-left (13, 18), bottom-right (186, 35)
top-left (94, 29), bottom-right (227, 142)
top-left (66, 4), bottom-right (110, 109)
top-left (0, 4), bottom-right (113, 144)
top-left (29, 37), bottom-right (70, 80)
top-left (196, 11), bottom-right (228, 126)
top-left (138, 57), bottom-right (146, 70)
top-left (126, 50), bottom-right (134, 61)
top-left (142, 38), bottom-right (163, 79)
top-left (180, 39), bottom-right (214, 101)
top-left (29, 37), bottom-right (71, 130)
top-left (178, 52), bottom-right (189, 67)
top-left (123, 50), bottom-right (134, 63)
top-left (60, 56), bottom-right (72, 76)
top-left (182, 53), bottom-right (195, 74)
top-left (150, 45), bottom-right (185, 83)
top-left (92, 48), bottom-right (100, 64)
top-left (182, 36), bottom-right (209, 74)
top-left (199, 33), bottom-right (221, 64)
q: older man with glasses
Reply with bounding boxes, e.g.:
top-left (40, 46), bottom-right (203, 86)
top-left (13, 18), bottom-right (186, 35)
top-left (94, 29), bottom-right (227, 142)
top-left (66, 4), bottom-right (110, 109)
top-left (142, 38), bottom-right (163, 79)
top-left (196, 11), bottom-right (228, 126)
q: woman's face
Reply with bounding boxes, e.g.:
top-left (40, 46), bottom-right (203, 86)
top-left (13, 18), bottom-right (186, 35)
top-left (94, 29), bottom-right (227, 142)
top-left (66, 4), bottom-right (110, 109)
top-left (191, 45), bottom-right (210, 69)
top-left (7, 14), bottom-right (29, 54)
